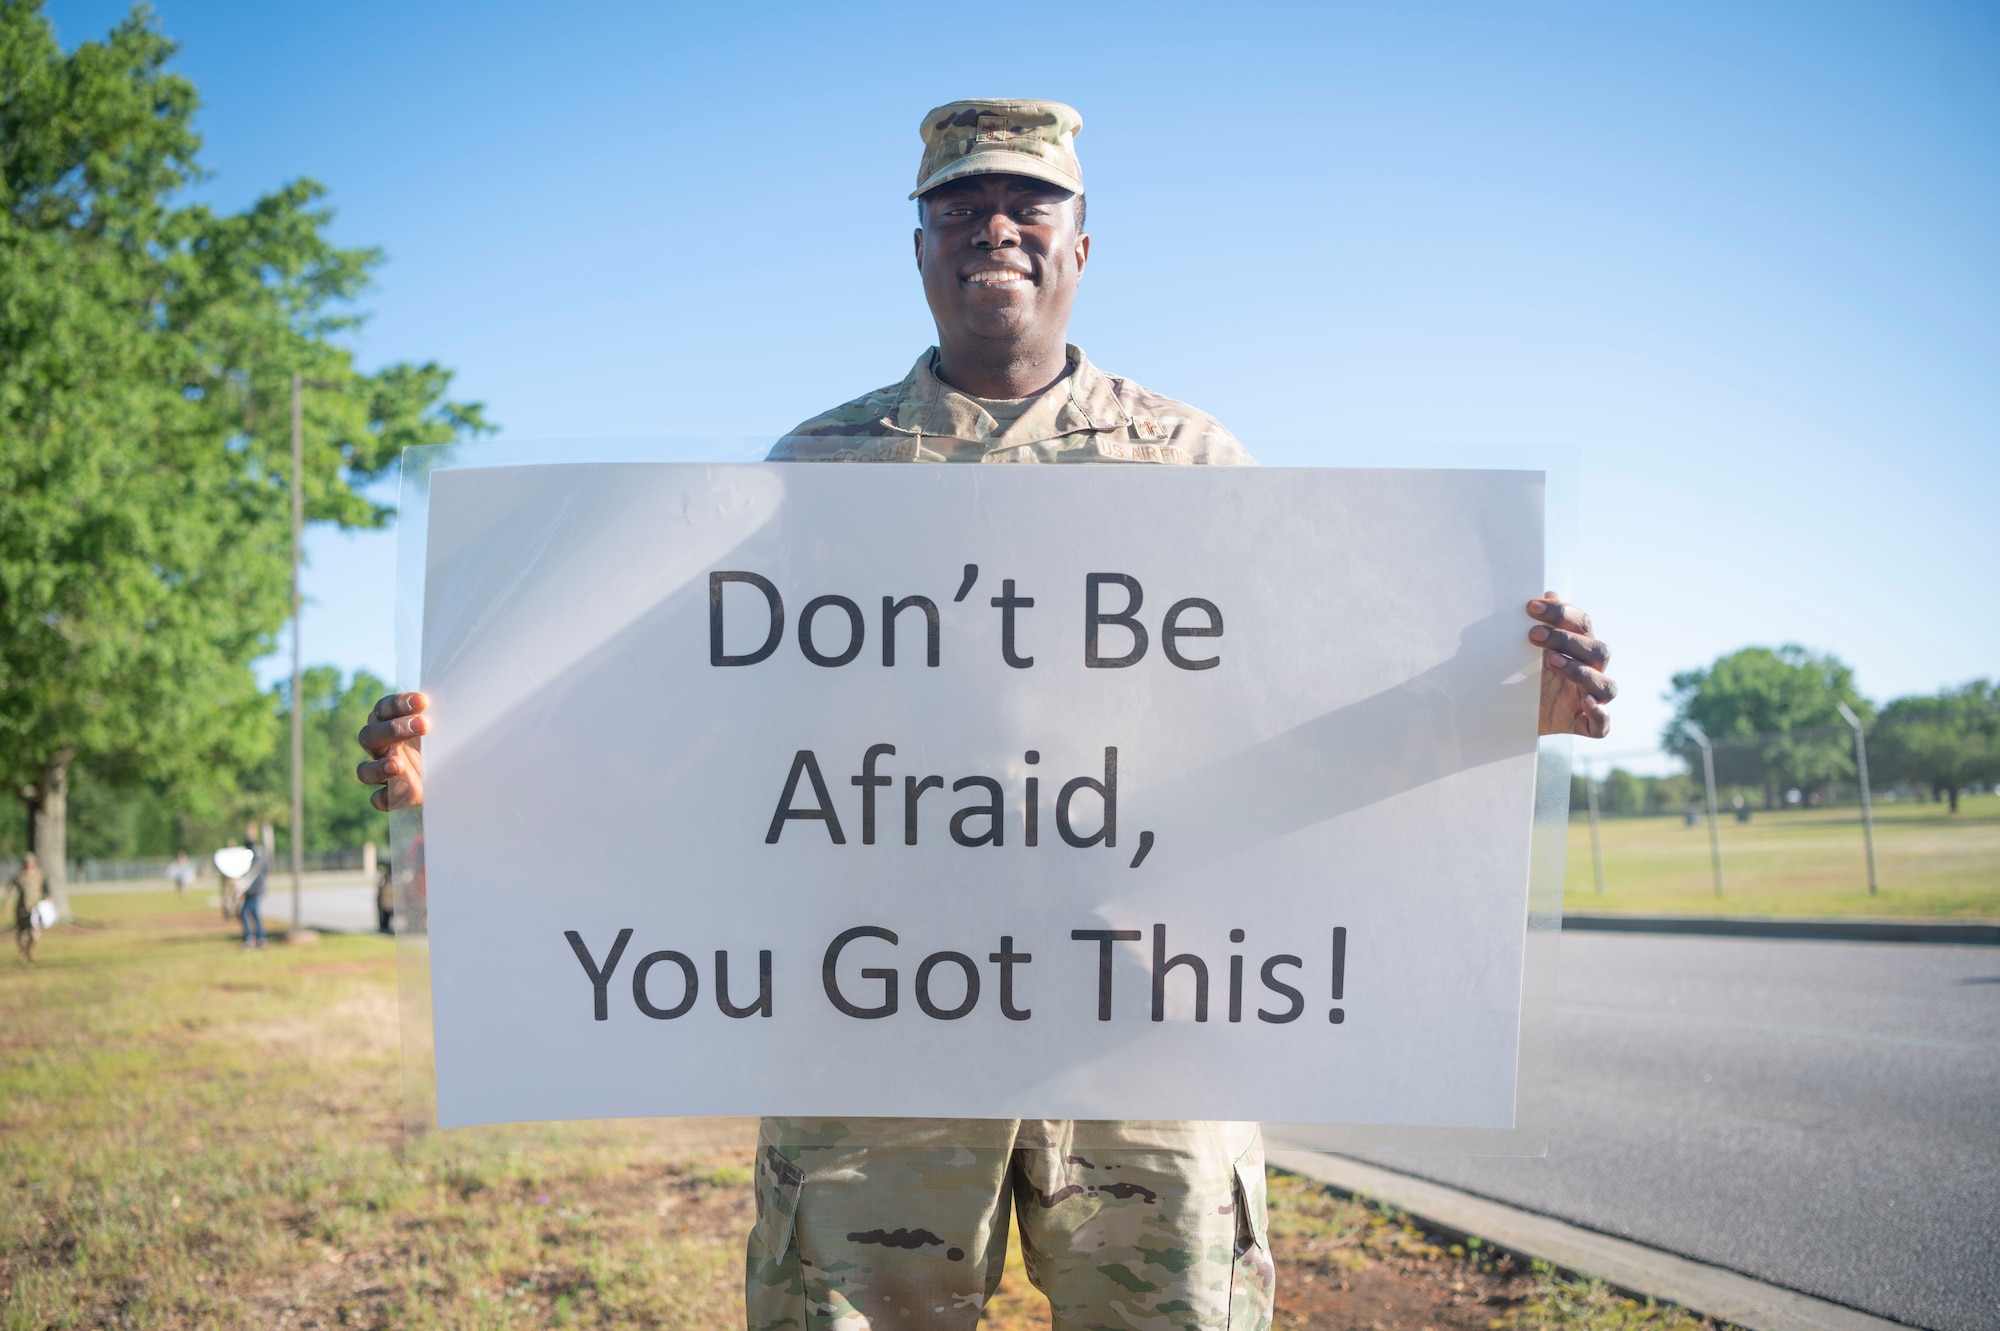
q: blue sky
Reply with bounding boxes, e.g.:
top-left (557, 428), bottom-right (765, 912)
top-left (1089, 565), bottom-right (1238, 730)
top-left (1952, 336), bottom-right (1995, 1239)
top-left (51, 0), bottom-right (2000, 764)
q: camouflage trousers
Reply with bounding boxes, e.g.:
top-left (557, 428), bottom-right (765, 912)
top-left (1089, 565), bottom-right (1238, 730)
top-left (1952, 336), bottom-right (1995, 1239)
top-left (746, 1118), bottom-right (1274, 1330)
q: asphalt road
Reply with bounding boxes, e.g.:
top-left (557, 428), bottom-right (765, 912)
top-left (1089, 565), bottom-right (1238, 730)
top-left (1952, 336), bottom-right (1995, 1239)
top-left (285, 883), bottom-right (384, 933)
top-left (1358, 934), bottom-right (2000, 1330)
top-left (183, 881), bottom-right (384, 934)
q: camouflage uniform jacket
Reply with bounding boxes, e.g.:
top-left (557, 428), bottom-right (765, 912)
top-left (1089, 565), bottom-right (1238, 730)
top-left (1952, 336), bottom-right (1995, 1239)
top-left (769, 344), bottom-right (1251, 466)
top-left (10, 864), bottom-right (42, 928)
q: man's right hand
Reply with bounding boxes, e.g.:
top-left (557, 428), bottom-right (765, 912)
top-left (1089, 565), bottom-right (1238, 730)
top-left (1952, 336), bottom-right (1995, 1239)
top-left (357, 692), bottom-right (429, 811)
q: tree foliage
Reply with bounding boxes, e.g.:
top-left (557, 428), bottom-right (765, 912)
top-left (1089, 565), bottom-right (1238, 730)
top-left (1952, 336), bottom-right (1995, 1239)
top-left (1664, 646), bottom-right (1868, 806)
top-left (0, 2), bottom-right (487, 902)
top-left (1870, 680), bottom-right (1999, 813)
top-left (1570, 768), bottom-right (1696, 818)
top-left (18, 667), bottom-right (392, 864)
top-left (251, 667), bottom-right (393, 855)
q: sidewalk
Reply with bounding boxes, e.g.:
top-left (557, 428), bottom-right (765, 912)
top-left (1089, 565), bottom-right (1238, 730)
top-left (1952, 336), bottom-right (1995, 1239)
top-left (71, 873), bottom-right (386, 935)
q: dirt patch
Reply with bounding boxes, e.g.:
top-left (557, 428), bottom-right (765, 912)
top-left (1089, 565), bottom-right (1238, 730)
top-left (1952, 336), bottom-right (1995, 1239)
top-left (1272, 1215), bottom-right (1531, 1330)
top-left (293, 959), bottom-right (396, 978)
top-left (3, 893), bottom-right (1717, 1331)
top-left (153, 910), bottom-right (238, 931)
top-left (1262, 1173), bottom-right (1714, 1331)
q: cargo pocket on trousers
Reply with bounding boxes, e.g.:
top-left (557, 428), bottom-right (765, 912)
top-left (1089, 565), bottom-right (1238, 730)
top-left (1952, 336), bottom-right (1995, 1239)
top-left (753, 1142), bottom-right (807, 1265)
top-left (1230, 1156), bottom-right (1269, 1256)
top-left (1228, 1156), bottom-right (1275, 1328)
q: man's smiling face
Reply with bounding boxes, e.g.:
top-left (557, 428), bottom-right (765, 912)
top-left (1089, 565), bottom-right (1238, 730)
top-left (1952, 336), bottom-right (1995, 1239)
top-left (916, 173), bottom-right (1089, 365)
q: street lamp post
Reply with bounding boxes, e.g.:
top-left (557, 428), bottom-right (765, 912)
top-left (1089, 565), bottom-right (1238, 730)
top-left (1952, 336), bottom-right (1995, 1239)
top-left (1683, 721), bottom-right (1724, 897)
top-left (1835, 701), bottom-right (1879, 896)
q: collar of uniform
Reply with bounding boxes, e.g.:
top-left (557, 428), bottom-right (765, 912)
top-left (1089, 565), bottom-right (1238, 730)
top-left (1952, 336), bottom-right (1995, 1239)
top-left (889, 345), bottom-right (1131, 444)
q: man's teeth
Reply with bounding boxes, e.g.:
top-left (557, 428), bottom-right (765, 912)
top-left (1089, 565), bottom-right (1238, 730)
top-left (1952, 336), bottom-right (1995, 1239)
top-left (968, 270), bottom-right (1029, 283)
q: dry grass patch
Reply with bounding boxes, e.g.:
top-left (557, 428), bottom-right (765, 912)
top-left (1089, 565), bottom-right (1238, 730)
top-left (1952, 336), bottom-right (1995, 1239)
top-left (4, 893), bottom-right (1728, 1330)
top-left (1263, 1173), bottom-right (1720, 1331)
top-left (1, 894), bottom-right (750, 1329)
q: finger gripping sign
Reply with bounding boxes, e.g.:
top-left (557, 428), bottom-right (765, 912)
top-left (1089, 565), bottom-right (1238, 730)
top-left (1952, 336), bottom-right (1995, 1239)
top-left (421, 464), bottom-right (1544, 1129)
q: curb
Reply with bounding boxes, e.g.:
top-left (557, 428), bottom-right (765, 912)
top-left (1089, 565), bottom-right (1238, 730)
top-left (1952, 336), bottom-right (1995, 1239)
top-left (1265, 1151), bottom-right (1910, 1331)
top-left (1561, 914), bottom-right (2000, 945)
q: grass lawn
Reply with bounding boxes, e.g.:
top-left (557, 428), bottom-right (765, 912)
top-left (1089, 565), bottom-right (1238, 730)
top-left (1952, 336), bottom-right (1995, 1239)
top-left (1567, 791), bottom-right (2000, 918)
top-left (5, 893), bottom-right (1717, 1329)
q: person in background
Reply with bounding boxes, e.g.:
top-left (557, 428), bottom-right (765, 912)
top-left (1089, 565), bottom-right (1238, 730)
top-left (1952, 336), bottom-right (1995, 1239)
top-left (167, 850), bottom-right (197, 898)
top-left (10, 852), bottom-right (44, 962)
top-left (375, 859), bottom-right (394, 935)
top-left (237, 825), bottom-right (268, 950)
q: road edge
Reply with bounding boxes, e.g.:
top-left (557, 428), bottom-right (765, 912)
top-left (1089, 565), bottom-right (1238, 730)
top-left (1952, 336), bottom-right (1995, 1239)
top-left (1561, 914), bottom-right (2000, 944)
top-left (1265, 1151), bottom-right (1910, 1331)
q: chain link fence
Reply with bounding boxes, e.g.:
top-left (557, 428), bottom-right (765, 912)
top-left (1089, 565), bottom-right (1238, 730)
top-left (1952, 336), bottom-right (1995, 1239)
top-left (0, 845), bottom-right (380, 888)
top-left (1570, 721), bottom-right (1999, 908)
top-left (1575, 723), bottom-right (1996, 818)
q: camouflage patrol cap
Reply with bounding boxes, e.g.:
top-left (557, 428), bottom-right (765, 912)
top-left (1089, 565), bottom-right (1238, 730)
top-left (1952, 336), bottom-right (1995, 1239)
top-left (911, 99), bottom-right (1084, 201)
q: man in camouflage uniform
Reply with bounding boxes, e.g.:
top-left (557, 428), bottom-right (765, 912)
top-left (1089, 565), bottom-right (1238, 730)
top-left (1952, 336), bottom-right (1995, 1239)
top-left (354, 95), bottom-right (1619, 1331)
top-left (754, 100), bottom-right (1275, 1331)
top-left (10, 851), bottom-right (44, 962)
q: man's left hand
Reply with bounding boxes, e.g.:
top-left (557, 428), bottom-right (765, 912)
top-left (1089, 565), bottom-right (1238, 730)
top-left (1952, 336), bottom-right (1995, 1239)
top-left (1528, 593), bottom-right (1615, 738)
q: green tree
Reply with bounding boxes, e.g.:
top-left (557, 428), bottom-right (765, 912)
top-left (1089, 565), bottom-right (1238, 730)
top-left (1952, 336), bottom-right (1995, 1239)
top-left (0, 3), bottom-right (488, 914)
top-left (1664, 646), bottom-right (1869, 808)
top-left (1641, 772), bottom-right (1695, 815)
top-left (239, 667), bottom-right (391, 856)
top-left (1870, 681), bottom-right (1999, 813)
top-left (25, 667), bottom-right (391, 867)
top-left (1568, 767), bottom-right (1696, 819)
top-left (1599, 767), bottom-right (1644, 816)
top-left (62, 764), bottom-right (178, 862)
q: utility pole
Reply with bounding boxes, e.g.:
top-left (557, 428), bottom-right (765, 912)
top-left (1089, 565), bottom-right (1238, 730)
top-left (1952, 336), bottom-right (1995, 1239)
top-left (1584, 758), bottom-right (1606, 895)
top-left (284, 373), bottom-right (341, 939)
top-left (290, 372), bottom-right (306, 936)
top-left (1683, 721), bottom-right (1724, 897)
top-left (1836, 701), bottom-right (1879, 895)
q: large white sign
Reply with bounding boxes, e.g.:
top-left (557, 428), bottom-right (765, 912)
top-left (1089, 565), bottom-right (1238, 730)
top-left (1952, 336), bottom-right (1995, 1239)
top-left (421, 464), bottom-right (1544, 1129)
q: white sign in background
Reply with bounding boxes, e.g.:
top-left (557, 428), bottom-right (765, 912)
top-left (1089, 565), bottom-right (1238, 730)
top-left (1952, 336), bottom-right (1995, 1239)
top-left (421, 465), bottom-right (1544, 1129)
